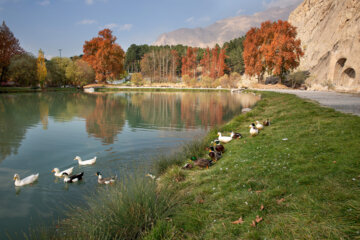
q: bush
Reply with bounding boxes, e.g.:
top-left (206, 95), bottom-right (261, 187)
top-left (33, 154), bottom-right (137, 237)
top-left (265, 75), bottom-right (280, 85)
top-left (284, 71), bottom-right (310, 88)
top-left (200, 76), bottom-right (215, 88)
top-left (182, 75), bottom-right (197, 87)
top-left (218, 74), bottom-right (239, 88)
top-left (131, 72), bottom-right (145, 86)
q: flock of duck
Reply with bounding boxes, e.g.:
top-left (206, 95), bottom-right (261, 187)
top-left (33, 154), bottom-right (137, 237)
top-left (182, 119), bottom-right (270, 169)
top-left (13, 156), bottom-right (116, 187)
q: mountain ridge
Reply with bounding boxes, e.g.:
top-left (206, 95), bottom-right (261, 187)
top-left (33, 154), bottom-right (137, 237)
top-left (153, 4), bottom-right (300, 48)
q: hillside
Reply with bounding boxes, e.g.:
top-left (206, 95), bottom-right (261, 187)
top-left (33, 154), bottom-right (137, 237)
top-left (153, 5), bottom-right (300, 48)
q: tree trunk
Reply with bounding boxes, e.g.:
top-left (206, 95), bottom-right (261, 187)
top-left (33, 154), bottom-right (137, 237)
top-left (0, 67), bottom-right (8, 83)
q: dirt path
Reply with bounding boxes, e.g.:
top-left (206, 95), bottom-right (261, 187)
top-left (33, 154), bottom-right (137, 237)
top-left (255, 89), bottom-right (360, 116)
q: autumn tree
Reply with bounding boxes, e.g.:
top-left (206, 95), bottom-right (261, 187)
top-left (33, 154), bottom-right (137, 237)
top-left (83, 29), bottom-right (125, 82)
top-left (0, 21), bottom-right (24, 83)
top-left (181, 47), bottom-right (197, 78)
top-left (200, 47), bottom-right (211, 76)
top-left (37, 49), bottom-right (47, 88)
top-left (209, 45), bottom-right (219, 79)
top-left (243, 20), bottom-right (303, 82)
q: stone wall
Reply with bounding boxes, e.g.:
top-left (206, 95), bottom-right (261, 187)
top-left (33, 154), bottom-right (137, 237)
top-left (289, 0), bottom-right (360, 92)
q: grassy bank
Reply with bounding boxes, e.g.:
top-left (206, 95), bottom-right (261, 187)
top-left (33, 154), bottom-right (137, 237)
top-left (0, 87), bottom-right (80, 93)
top-left (149, 91), bottom-right (360, 239)
top-left (32, 91), bottom-right (360, 239)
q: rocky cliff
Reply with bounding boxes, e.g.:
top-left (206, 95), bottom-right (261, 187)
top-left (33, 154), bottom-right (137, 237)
top-left (154, 5), bottom-right (299, 48)
top-left (289, 0), bottom-right (360, 92)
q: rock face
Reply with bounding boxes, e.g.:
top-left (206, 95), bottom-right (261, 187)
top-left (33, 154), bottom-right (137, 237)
top-left (289, 0), bottom-right (360, 92)
top-left (154, 5), bottom-right (299, 48)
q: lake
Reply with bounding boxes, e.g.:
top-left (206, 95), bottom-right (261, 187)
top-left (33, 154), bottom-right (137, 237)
top-left (0, 91), bottom-right (259, 238)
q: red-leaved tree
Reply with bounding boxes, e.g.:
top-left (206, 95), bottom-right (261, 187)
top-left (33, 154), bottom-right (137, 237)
top-left (181, 47), bottom-right (197, 78)
top-left (83, 29), bottom-right (125, 82)
top-left (243, 20), bottom-right (303, 82)
top-left (0, 21), bottom-right (24, 83)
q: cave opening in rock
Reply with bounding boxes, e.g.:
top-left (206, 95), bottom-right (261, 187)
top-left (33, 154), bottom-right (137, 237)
top-left (334, 58), bottom-right (347, 85)
top-left (340, 67), bottom-right (356, 86)
top-left (344, 68), bottom-right (356, 78)
top-left (337, 58), bottom-right (347, 67)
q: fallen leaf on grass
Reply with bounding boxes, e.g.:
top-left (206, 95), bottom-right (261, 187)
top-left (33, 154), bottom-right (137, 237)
top-left (255, 215), bottom-right (263, 223)
top-left (333, 161), bottom-right (336, 164)
top-left (251, 220), bottom-right (256, 227)
top-left (231, 217), bottom-right (244, 224)
top-left (255, 190), bottom-right (263, 194)
top-left (260, 204), bottom-right (264, 211)
top-left (277, 198), bottom-right (285, 204)
top-left (248, 188), bottom-right (252, 192)
top-left (198, 199), bottom-right (204, 204)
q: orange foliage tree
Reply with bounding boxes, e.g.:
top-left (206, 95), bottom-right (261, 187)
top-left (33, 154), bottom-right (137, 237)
top-left (181, 47), bottom-right (197, 78)
top-left (83, 29), bottom-right (125, 82)
top-left (199, 45), bottom-right (228, 79)
top-left (243, 20), bottom-right (303, 82)
top-left (0, 21), bottom-right (24, 83)
top-left (200, 47), bottom-right (211, 76)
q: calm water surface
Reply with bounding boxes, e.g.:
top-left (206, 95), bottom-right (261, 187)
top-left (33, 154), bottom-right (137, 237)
top-left (0, 91), bottom-right (259, 237)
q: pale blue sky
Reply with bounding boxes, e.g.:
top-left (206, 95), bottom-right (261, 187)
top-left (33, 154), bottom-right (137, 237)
top-left (0, 0), bottom-right (301, 58)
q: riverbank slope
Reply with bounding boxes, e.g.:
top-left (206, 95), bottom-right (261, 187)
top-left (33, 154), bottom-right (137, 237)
top-left (147, 91), bottom-right (360, 239)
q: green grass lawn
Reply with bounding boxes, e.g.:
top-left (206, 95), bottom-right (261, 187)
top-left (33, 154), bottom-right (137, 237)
top-left (150, 91), bottom-right (360, 239)
top-left (33, 91), bottom-right (360, 240)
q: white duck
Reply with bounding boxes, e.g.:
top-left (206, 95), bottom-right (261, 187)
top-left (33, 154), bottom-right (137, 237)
top-left (255, 121), bottom-right (264, 130)
top-left (13, 173), bottom-right (39, 187)
top-left (217, 132), bottom-right (233, 143)
top-left (249, 123), bottom-right (259, 137)
top-left (74, 156), bottom-right (97, 165)
top-left (51, 167), bottom-right (74, 177)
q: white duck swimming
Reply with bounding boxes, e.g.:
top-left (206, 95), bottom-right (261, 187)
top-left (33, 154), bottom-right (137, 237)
top-left (74, 156), bottom-right (97, 165)
top-left (51, 167), bottom-right (74, 177)
top-left (249, 123), bottom-right (259, 137)
top-left (217, 132), bottom-right (233, 143)
top-left (255, 121), bottom-right (264, 130)
top-left (13, 173), bottom-right (39, 187)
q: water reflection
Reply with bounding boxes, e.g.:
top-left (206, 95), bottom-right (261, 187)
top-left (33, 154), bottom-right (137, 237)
top-left (0, 91), bottom-right (260, 161)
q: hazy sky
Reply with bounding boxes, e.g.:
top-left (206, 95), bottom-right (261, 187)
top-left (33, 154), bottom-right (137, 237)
top-left (0, 0), bottom-right (302, 59)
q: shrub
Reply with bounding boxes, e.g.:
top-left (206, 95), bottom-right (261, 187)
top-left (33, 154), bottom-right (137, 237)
top-left (182, 75), bottom-right (197, 87)
top-left (200, 76), bottom-right (215, 88)
top-left (284, 71), bottom-right (310, 88)
top-left (218, 74), bottom-right (238, 88)
top-left (131, 72), bottom-right (145, 86)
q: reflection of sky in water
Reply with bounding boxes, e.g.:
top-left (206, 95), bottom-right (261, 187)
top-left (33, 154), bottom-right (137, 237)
top-left (0, 91), bottom-right (259, 238)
